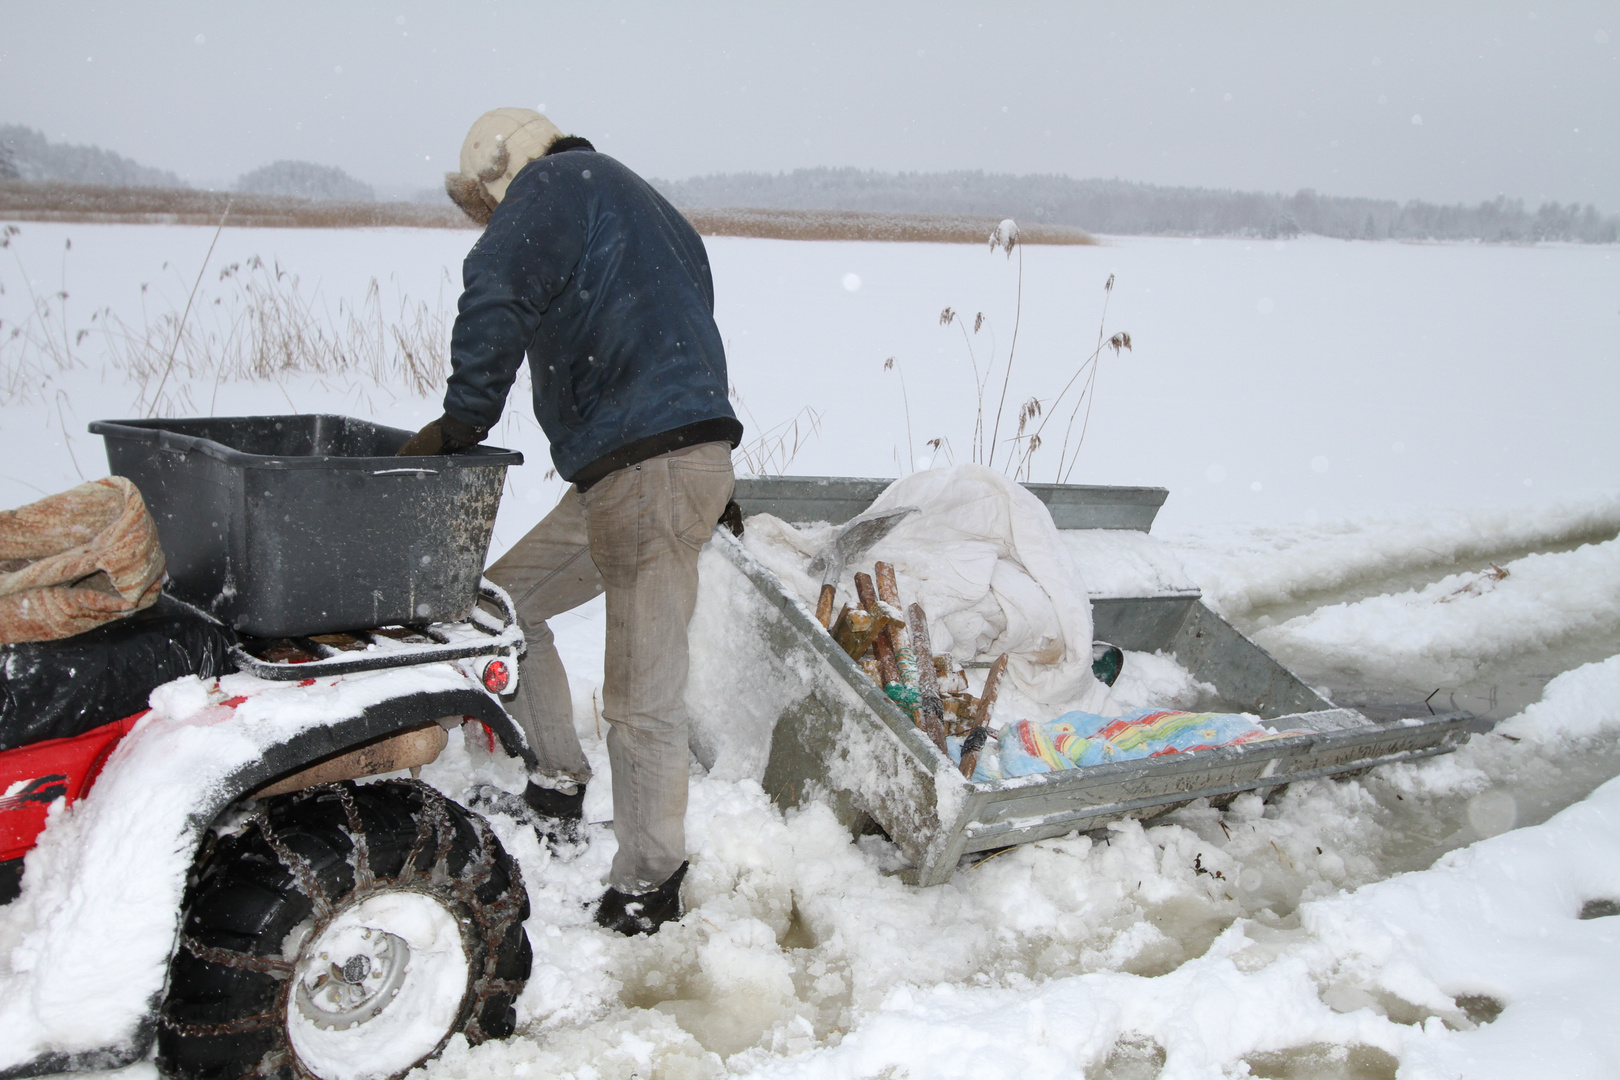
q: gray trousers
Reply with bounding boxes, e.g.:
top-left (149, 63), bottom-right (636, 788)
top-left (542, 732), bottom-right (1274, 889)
top-left (484, 441), bottom-right (735, 892)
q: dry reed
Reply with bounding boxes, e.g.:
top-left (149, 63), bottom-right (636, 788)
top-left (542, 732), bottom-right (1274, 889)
top-left (927, 220), bottom-right (1132, 483)
top-left (3, 182), bottom-right (1097, 245)
top-left (0, 223), bottom-right (453, 416)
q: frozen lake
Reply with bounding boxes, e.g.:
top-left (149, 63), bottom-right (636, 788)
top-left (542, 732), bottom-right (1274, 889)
top-left (2, 223), bottom-right (1616, 535)
top-left (1, 222), bottom-right (1617, 1079)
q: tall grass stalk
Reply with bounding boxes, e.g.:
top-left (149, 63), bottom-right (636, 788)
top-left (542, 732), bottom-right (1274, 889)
top-left (934, 221), bottom-right (1131, 484)
top-left (1024, 274), bottom-right (1132, 483)
top-left (727, 381), bottom-right (824, 477)
top-left (983, 221), bottom-right (1022, 470)
top-left (148, 199), bottom-right (229, 416)
top-left (884, 355), bottom-right (916, 473)
top-left (731, 405), bottom-right (824, 476)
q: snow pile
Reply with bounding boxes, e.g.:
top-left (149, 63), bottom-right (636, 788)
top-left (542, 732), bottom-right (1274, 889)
top-left (1256, 537), bottom-right (1620, 685)
top-left (1495, 652), bottom-right (1620, 746)
top-left (685, 535), bottom-right (826, 780)
top-left (400, 656), bottom-right (1620, 1080)
top-left (726, 741), bottom-right (1620, 1080)
top-left (1103, 647), bottom-right (1219, 712)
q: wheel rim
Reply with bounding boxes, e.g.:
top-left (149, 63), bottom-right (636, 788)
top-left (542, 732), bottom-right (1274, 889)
top-left (293, 926), bottom-right (411, 1030)
top-left (285, 891), bottom-right (470, 1080)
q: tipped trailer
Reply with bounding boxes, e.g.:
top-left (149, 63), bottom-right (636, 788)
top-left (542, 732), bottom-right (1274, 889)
top-left (688, 477), bottom-right (1471, 887)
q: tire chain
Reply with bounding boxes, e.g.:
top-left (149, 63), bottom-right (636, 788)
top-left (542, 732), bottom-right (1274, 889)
top-left (158, 779), bottom-right (529, 1079)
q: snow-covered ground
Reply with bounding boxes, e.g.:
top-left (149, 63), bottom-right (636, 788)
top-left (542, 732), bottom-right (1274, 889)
top-left (2, 223), bottom-right (1617, 1078)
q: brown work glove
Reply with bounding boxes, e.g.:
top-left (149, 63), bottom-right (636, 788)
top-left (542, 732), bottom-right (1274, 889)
top-left (396, 413), bottom-right (489, 456)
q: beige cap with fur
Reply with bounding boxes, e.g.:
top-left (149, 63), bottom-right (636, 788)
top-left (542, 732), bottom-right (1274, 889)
top-left (445, 108), bottom-right (563, 224)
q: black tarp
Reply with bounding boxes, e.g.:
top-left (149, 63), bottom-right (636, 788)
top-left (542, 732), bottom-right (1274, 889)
top-left (0, 595), bottom-right (236, 752)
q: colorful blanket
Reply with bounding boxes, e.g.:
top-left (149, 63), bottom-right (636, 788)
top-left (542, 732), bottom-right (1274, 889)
top-left (997, 708), bottom-right (1300, 777)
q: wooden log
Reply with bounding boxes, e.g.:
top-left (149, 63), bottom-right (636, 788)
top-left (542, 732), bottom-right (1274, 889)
top-left (829, 603), bottom-right (852, 638)
top-left (934, 654), bottom-right (969, 694)
top-left (906, 601), bottom-right (949, 753)
top-left (853, 571), bottom-right (877, 611)
top-left (831, 594), bottom-right (898, 661)
top-left (958, 725), bottom-right (992, 780)
top-left (815, 582), bottom-right (837, 629)
top-left (873, 563), bottom-right (922, 707)
top-left (854, 573), bottom-right (902, 688)
top-left (973, 653), bottom-right (1010, 728)
top-left (874, 561), bottom-right (904, 619)
top-left (831, 606), bottom-right (877, 658)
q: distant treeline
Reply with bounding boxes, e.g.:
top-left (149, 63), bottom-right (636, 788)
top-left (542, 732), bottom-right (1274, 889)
top-left (654, 168), bottom-right (1620, 243)
top-left (0, 126), bottom-right (374, 201)
top-left (0, 124), bottom-right (184, 188)
top-left (6, 124), bottom-right (1614, 243)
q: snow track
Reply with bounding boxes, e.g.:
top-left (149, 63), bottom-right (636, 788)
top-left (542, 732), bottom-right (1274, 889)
top-left (1171, 502), bottom-right (1620, 723)
top-left (1170, 496), bottom-right (1620, 625)
top-left (1258, 536), bottom-right (1620, 687)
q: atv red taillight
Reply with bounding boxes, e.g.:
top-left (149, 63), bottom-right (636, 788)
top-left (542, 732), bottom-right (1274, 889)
top-left (482, 660), bottom-right (511, 694)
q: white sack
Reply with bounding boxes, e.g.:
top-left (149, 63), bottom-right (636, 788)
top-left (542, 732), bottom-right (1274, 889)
top-left (864, 465), bottom-right (1109, 715)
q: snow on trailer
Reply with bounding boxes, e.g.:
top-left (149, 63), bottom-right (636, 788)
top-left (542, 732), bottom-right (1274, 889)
top-left (688, 473), bottom-right (1472, 886)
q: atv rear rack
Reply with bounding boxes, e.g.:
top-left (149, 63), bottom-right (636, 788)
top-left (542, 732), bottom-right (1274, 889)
top-left (229, 579), bottom-right (524, 681)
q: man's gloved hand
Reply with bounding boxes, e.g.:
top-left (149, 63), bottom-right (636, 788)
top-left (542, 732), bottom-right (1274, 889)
top-left (396, 413), bottom-right (489, 456)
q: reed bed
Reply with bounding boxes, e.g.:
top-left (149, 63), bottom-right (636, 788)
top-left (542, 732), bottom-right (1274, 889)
top-left (1, 224), bottom-right (452, 415)
top-left (2, 182), bottom-right (1096, 245)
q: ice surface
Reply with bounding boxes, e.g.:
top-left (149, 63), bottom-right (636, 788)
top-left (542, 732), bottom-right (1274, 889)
top-left (6, 225), bottom-right (1618, 535)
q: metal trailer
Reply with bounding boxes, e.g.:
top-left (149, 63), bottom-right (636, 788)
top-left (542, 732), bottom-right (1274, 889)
top-left (695, 477), bottom-right (1471, 887)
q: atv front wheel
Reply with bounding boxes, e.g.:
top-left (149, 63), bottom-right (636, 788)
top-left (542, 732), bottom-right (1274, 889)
top-left (158, 779), bottom-right (531, 1080)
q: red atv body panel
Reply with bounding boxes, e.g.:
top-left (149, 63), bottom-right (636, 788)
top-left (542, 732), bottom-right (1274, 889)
top-left (0, 713), bottom-right (143, 862)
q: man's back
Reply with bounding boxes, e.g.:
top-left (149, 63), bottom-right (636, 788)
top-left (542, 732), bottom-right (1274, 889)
top-left (446, 149), bottom-right (740, 483)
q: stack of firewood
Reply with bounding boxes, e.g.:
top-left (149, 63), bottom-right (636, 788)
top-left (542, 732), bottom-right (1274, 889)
top-left (820, 560), bottom-right (1004, 779)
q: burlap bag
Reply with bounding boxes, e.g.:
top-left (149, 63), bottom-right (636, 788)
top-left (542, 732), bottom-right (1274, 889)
top-left (0, 476), bottom-right (166, 644)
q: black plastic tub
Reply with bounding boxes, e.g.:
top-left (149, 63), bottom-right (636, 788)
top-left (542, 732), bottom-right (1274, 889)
top-left (89, 415), bottom-right (522, 637)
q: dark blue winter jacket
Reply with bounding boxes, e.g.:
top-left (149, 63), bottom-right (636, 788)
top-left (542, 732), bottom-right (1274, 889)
top-left (443, 148), bottom-right (741, 487)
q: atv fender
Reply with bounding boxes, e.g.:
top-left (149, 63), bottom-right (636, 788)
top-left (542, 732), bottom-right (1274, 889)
top-left (0, 664), bottom-right (533, 1080)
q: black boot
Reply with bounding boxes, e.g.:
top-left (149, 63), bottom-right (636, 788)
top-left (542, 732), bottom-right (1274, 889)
top-left (466, 781), bottom-right (586, 854)
top-left (595, 861), bottom-right (688, 936)
top-left (523, 780), bottom-right (586, 851)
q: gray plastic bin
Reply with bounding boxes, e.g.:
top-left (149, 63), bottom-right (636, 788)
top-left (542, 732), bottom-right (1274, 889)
top-left (91, 415), bottom-right (522, 637)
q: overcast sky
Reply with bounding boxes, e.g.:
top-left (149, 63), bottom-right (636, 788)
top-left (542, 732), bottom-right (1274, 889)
top-left (2, 2), bottom-right (1615, 208)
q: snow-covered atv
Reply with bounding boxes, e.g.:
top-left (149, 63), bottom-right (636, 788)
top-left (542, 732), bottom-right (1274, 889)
top-left (1, 415), bottom-right (539, 1080)
top-left (0, 583), bottom-right (533, 1080)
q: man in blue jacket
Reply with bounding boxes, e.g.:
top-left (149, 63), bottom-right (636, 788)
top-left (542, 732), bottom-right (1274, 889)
top-left (401, 108), bottom-right (741, 935)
